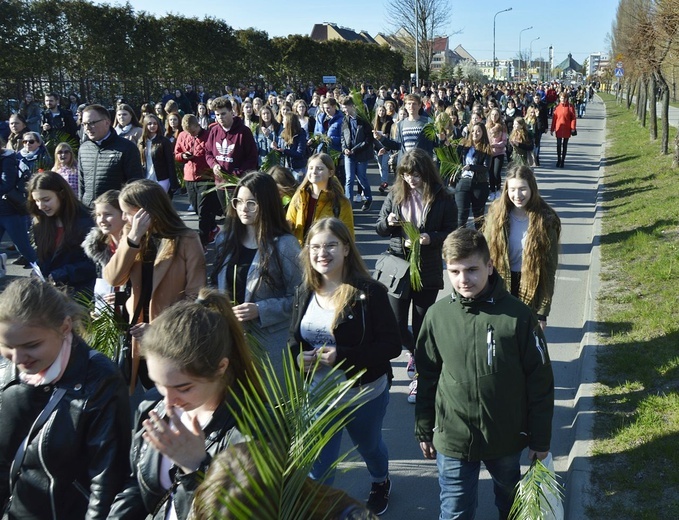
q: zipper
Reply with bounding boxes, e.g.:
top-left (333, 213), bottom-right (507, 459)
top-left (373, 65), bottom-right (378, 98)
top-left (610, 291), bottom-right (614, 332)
top-left (486, 325), bottom-right (495, 368)
top-left (37, 417), bottom-right (58, 520)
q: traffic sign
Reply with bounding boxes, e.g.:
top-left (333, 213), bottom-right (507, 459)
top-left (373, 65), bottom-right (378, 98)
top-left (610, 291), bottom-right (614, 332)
top-left (322, 75), bottom-right (337, 84)
top-left (614, 67), bottom-right (624, 77)
top-left (616, 61), bottom-right (623, 69)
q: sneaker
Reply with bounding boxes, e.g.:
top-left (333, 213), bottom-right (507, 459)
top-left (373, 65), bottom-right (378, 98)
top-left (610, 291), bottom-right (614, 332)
top-left (378, 182), bottom-right (388, 193)
top-left (12, 255), bottom-right (28, 266)
top-left (406, 354), bottom-right (416, 379)
top-left (366, 478), bottom-right (391, 516)
top-left (353, 194), bottom-right (362, 203)
top-left (407, 379), bottom-right (417, 404)
top-left (187, 204), bottom-right (194, 212)
top-left (361, 199), bottom-right (372, 211)
top-left (207, 226), bottom-right (221, 245)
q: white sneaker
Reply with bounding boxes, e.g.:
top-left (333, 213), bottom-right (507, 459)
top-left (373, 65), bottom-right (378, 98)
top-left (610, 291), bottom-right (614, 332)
top-left (406, 353), bottom-right (416, 380)
top-left (407, 379), bottom-right (417, 404)
top-left (353, 194), bottom-right (362, 203)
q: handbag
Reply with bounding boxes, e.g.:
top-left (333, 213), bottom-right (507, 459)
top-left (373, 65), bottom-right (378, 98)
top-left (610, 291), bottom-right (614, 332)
top-left (3, 188), bottom-right (28, 214)
top-left (373, 251), bottom-right (410, 299)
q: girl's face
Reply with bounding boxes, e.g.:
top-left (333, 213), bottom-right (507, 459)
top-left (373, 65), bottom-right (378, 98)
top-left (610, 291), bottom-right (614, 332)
top-left (507, 178), bottom-right (532, 210)
top-left (377, 106), bottom-right (386, 118)
top-left (146, 354), bottom-right (228, 415)
top-left (9, 116), bottom-right (26, 133)
top-left (175, 90), bottom-right (182, 98)
top-left (403, 171), bottom-right (423, 191)
top-left (490, 110), bottom-right (500, 123)
top-left (31, 189), bottom-right (62, 217)
top-left (95, 202), bottom-right (125, 236)
top-left (155, 104), bottom-right (163, 115)
top-left (233, 186), bottom-right (259, 227)
top-left (513, 120), bottom-right (520, 132)
top-left (295, 103), bottom-right (306, 117)
top-left (0, 317), bottom-right (71, 375)
top-left (242, 103), bottom-right (253, 116)
top-left (56, 147), bottom-right (72, 164)
top-left (308, 230), bottom-right (349, 283)
top-left (22, 135), bottom-right (40, 152)
top-left (116, 110), bottom-right (132, 127)
top-left (280, 105), bottom-right (290, 118)
top-left (261, 109), bottom-right (272, 124)
top-left (398, 108), bottom-right (408, 120)
top-left (198, 104), bottom-right (207, 116)
top-left (146, 118), bottom-right (159, 136)
top-left (471, 124), bottom-right (483, 143)
top-left (253, 99), bottom-right (262, 112)
top-left (119, 199), bottom-right (140, 226)
top-left (168, 115), bottom-right (180, 129)
top-left (306, 158), bottom-right (332, 188)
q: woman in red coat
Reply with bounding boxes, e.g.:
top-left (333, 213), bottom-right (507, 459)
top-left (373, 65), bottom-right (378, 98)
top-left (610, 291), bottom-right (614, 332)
top-left (550, 92), bottom-right (577, 168)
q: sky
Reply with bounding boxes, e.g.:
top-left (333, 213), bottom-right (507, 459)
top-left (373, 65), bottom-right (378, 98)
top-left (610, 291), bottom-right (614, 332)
top-left (99, 0), bottom-right (618, 66)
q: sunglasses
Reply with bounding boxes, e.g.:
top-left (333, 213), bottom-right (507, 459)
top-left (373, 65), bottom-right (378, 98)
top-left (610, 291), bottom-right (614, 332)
top-left (23, 140), bottom-right (36, 144)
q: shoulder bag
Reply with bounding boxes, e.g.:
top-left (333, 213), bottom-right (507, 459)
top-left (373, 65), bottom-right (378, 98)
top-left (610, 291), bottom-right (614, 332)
top-left (373, 251), bottom-right (410, 299)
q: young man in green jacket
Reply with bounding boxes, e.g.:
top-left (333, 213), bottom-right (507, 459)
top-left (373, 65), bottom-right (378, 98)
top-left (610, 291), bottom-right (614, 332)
top-left (415, 228), bottom-right (554, 520)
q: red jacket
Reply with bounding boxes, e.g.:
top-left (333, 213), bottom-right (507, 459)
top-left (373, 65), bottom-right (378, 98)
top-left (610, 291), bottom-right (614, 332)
top-left (550, 103), bottom-right (576, 139)
top-left (205, 117), bottom-right (258, 178)
top-left (174, 128), bottom-right (211, 182)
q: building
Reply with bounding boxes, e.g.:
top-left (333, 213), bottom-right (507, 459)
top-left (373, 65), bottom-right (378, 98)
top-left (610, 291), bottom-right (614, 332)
top-left (555, 53), bottom-right (583, 81)
top-left (431, 38), bottom-right (475, 72)
top-left (310, 23), bottom-right (377, 44)
top-left (587, 52), bottom-right (610, 77)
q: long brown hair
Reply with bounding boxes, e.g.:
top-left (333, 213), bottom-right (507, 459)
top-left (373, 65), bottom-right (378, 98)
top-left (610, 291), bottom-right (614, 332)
top-left (483, 164), bottom-right (561, 309)
top-left (140, 288), bottom-right (262, 398)
top-left (461, 122), bottom-right (493, 155)
top-left (391, 148), bottom-right (442, 207)
top-left (28, 171), bottom-right (87, 263)
top-left (301, 218), bottom-right (372, 328)
top-left (291, 153), bottom-right (345, 217)
top-left (119, 179), bottom-right (193, 261)
top-left (281, 112), bottom-right (302, 145)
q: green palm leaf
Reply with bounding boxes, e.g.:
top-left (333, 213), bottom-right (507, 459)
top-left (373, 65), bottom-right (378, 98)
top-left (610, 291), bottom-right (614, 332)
top-left (261, 149), bottom-right (282, 171)
top-left (434, 143), bottom-right (462, 181)
top-left (75, 292), bottom-right (126, 359)
top-left (509, 457), bottom-right (564, 520)
top-left (218, 351), bottom-right (370, 519)
top-left (400, 221), bottom-right (423, 291)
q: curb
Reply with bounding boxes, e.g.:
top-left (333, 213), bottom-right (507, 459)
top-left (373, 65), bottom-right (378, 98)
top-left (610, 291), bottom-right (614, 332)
top-left (563, 95), bottom-right (605, 519)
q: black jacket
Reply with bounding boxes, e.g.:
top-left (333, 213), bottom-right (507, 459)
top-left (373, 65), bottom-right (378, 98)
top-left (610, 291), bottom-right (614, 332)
top-left (0, 150), bottom-right (21, 217)
top-left (140, 134), bottom-right (178, 190)
top-left (0, 338), bottom-right (131, 520)
top-left (78, 131), bottom-right (144, 207)
top-left (288, 279), bottom-right (401, 386)
top-left (36, 206), bottom-right (98, 297)
top-left (376, 184), bottom-right (457, 290)
top-left (42, 107), bottom-right (78, 141)
top-left (340, 115), bottom-right (374, 163)
top-left (108, 397), bottom-right (245, 520)
top-left (456, 145), bottom-right (491, 187)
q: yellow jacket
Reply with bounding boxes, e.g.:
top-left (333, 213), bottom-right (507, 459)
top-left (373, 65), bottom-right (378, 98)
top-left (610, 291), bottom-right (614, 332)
top-left (286, 188), bottom-right (354, 244)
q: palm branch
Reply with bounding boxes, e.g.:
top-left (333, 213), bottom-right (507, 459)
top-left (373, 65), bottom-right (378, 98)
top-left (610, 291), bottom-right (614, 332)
top-left (261, 149), bottom-right (282, 172)
top-left (433, 143), bottom-right (462, 181)
top-left (400, 221), bottom-right (423, 291)
top-left (217, 351), bottom-right (370, 519)
top-left (44, 129), bottom-right (80, 157)
top-left (306, 134), bottom-right (341, 165)
top-left (349, 89), bottom-right (373, 125)
top-left (509, 457), bottom-right (564, 520)
top-left (75, 292), bottom-right (126, 359)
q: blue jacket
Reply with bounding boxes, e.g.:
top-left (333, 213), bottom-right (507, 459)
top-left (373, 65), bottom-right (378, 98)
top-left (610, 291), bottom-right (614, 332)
top-left (313, 111), bottom-right (344, 152)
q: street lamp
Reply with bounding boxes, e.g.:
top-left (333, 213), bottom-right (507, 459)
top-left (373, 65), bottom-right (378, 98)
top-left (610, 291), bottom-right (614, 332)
top-left (518, 26), bottom-right (533, 81)
top-left (528, 37), bottom-right (540, 82)
top-left (493, 7), bottom-right (512, 81)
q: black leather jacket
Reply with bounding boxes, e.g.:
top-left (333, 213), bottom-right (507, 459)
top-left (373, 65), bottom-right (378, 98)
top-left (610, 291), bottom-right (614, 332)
top-left (0, 338), bottom-right (131, 519)
top-left (108, 396), bottom-right (245, 520)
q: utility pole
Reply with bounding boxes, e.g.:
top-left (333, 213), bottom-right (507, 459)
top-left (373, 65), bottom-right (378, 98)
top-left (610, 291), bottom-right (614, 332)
top-left (493, 7), bottom-right (512, 81)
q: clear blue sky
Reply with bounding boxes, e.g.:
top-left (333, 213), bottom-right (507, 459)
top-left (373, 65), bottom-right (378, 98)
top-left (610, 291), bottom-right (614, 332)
top-left (100, 0), bottom-right (617, 65)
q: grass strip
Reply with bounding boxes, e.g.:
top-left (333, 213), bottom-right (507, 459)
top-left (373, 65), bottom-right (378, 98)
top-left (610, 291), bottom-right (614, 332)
top-left (589, 93), bottom-right (679, 519)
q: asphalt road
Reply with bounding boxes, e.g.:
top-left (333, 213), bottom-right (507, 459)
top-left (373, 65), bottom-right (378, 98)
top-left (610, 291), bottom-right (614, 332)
top-left (0, 97), bottom-right (606, 518)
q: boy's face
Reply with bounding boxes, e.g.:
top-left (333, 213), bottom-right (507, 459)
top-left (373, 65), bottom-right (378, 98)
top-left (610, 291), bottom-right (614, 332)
top-left (446, 253), bottom-right (493, 299)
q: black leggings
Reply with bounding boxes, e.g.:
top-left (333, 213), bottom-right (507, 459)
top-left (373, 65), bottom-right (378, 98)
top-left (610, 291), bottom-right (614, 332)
top-left (556, 137), bottom-right (569, 161)
top-left (388, 287), bottom-right (438, 353)
top-left (455, 183), bottom-right (490, 229)
top-left (489, 155), bottom-right (504, 192)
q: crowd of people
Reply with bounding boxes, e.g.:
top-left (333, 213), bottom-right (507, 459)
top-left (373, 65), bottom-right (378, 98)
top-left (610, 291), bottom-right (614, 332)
top-left (0, 77), bottom-right (585, 519)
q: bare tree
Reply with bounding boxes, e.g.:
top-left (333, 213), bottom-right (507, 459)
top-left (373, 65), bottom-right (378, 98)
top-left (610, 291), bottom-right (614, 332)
top-left (385, 0), bottom-right (454, 81)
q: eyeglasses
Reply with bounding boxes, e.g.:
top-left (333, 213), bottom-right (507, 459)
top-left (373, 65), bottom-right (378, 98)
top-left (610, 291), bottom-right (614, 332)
top-left (23, 140), bottom-right (36, 144)
top-left (403, 172), bottom-right (422, 179)
top-left (308, 242), bottom-right (340, 253)
top-left (82, 119), bottom-right (105, 128)
top-left (231, 198), bottom-right (258, 211)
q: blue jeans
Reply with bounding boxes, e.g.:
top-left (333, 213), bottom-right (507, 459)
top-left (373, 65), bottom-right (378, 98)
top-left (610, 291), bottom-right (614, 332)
top-left (344, 156), bottom-right (372, 201)
top-left (436, 451), bottom-right (521, 520)
top-left (376, 152), bottom-right (390, 184)
top-left (0, 213), bottom-right (37, 263)
top-left (310, 387), bottom-right (390, 485)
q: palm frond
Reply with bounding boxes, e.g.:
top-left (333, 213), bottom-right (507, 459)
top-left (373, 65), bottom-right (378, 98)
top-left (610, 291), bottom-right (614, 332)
top-left (422, 122), bottom-right (439, 142)
top-left (349, 89), bottom-right (373, 125)
top-left (220, 352), bottom-right (369, 519)
top-left (307, 134), bottom-right (341, 165)
top-left (74, 292), bottom-right (125, 359)
top-left (400, 221), bottom-right (423, 291)
top-left (434, 142), bottom-right (462, 181)
top-left (509, 457), bottom-right (564, 520)
top-left (261, 150), bottom-right (282, 171)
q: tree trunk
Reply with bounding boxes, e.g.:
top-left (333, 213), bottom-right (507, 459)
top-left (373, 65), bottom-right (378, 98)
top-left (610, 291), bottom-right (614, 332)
top-left (661, 84), bottom-right (670, 155)
top-left (673, 130), bottom-right (679, 168)
top-left (649, 74), bottom-right (657, 140)
top-left (626, 81), bottom-right (634, 109)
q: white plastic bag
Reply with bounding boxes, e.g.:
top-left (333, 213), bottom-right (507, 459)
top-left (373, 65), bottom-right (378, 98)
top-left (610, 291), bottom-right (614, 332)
top-left (539, 452), bottom-right (564, 520)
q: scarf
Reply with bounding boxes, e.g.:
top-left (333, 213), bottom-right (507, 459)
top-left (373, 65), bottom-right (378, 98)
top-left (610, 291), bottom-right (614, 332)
top-left (19, 332), bottom-right (74, 386)
top-left (116, 124), bottom-right (133, 135)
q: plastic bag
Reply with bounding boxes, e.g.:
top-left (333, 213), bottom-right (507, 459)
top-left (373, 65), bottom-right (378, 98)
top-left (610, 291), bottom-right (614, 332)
top-left (540, 452), bottom-right (564, 520)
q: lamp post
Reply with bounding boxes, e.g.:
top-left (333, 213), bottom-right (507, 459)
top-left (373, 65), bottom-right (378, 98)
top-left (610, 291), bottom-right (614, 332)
top-left (518, 26), bottom-right (533, 81)
top-left (528, 37), bottom-right (540, 82)
top-left (493, 7), bottom-right (512, 81)
top-left (414, 2), bottom-right (419, 88)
